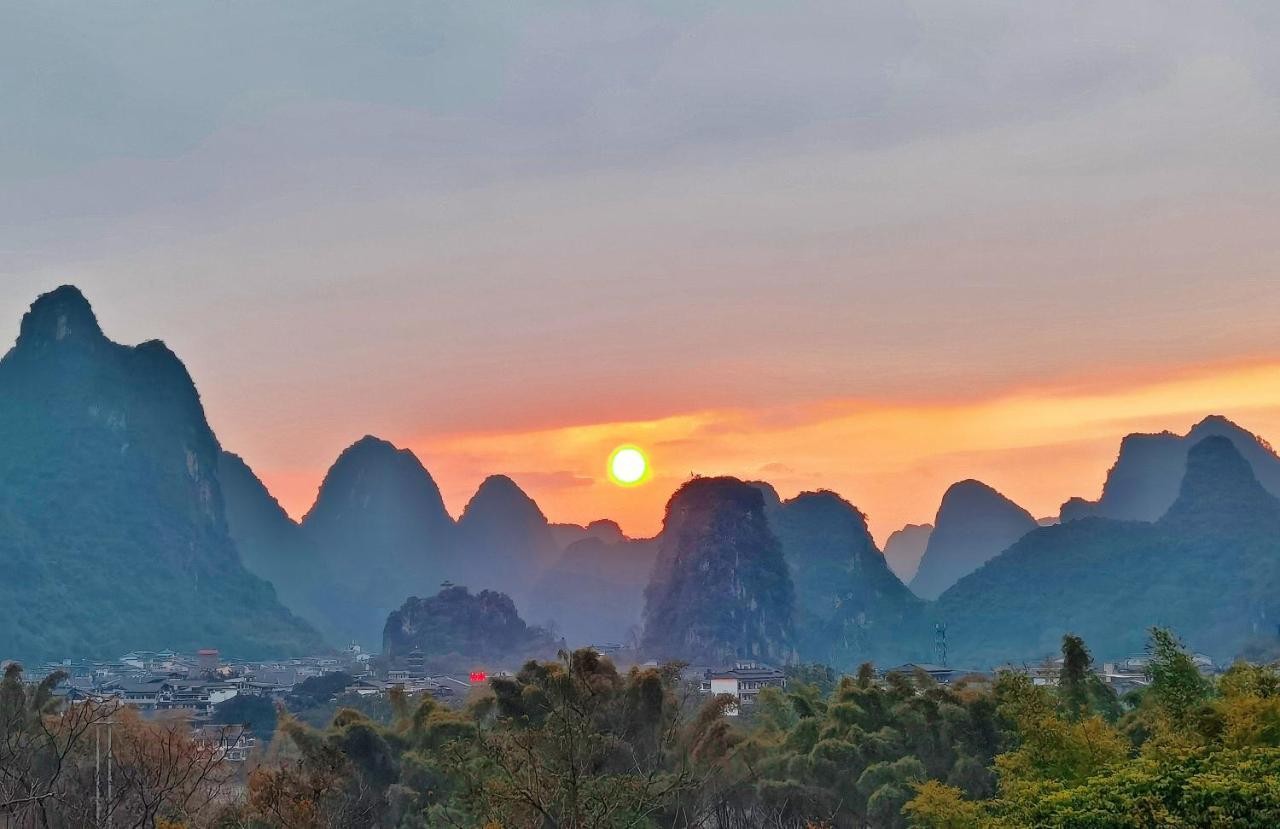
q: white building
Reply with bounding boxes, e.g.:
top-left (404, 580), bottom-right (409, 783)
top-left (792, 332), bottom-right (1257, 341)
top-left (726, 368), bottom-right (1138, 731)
top-left (699, 662), bottom-right (786, 715)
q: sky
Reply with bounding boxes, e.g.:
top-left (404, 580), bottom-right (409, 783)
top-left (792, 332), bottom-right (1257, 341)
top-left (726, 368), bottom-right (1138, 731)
top-left (3, 1), bottom-right (1280, 542)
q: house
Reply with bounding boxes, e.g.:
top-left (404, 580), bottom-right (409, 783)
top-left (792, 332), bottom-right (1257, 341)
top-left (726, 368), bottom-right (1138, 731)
top-left (699, 662), bottom-right (786, 714)
top-left (1098, 661), bottom-right (1149, 694)
top-left (106, 676), bottom-right (222, 719)
top-left (346, 677), bottom-right (392, 697)
top-left (113, 678), bottom-right (170, 710)
top-left (240, 680), bottom-right (290, 700)
top-left (884, 663), bottom-right (978, 685)
top-left (193, 725), bottom-right (257, 762)
top-left (990, 658), bottom-right (1061, 687)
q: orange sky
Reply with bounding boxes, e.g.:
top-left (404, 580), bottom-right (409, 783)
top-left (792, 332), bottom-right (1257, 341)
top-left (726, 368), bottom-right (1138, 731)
top-left (261, 357), bottom-right (1280, 545)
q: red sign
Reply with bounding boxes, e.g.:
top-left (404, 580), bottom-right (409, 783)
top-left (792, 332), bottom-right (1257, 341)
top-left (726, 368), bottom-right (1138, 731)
top-left (469, 671), bottom-right (488, 683)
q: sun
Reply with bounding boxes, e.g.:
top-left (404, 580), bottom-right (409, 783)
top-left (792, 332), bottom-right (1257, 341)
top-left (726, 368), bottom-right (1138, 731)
top-left (608, 445), bottom-right (650, 487)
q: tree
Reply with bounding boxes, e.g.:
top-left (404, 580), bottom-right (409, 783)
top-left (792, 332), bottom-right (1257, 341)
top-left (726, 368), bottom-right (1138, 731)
top-left (992, 671), bottom-right (1127, 795)
top-left (1, 663), bottom-right (236, 828)
top-left (902, 781), bottom-right (982, 829)
top-left (1057, 635), bottom-right (1091, 722)
top-left (452, 649), bottom-right (694, 828)
top-left (1146, 627), bottom-right (1210, 729)
top-left (0, 663), bottom-right (113, 826)
top-left (213, 693), bottom-right (279, 744)
top-left (1057, 634), bottom-right (1121, 724)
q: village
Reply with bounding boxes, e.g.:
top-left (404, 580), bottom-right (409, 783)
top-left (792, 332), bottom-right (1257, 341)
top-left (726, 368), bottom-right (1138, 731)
top-left (7, 641), bottom-right (1224, 750)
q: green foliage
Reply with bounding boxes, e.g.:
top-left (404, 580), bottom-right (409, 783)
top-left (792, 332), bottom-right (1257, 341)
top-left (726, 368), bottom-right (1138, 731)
top-left (723, 665), bottom-right (1002, 826)
top-left (989, 748), bottom-right (1280, 828)
top-left (905, 630), bottom-right (1280, 828)
top-left (212, 693), bottom-right (279, 743)
top-left (10, 630), bottom-right (1280, 827)
top-left (785, 662), bottom-right (839, 696)
top-left (1146, 626), bottom-right (1211, 727)
top-left (1058, 633), bottom-right (1122, 723)
top-left (290, 671), bottom-right (356, 708)
top-left (251, 649), bottom-right (694, 828)
top-left (904, 780), bottom-right (983, 828)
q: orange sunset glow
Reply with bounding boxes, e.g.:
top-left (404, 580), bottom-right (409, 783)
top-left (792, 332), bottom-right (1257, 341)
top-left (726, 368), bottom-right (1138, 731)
top-left (250, 357), bottom-right (1280, 544)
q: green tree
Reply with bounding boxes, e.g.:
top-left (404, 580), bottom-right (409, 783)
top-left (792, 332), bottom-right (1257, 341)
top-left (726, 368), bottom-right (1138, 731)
top-left (1146, 627), bottom-right (1210, 728)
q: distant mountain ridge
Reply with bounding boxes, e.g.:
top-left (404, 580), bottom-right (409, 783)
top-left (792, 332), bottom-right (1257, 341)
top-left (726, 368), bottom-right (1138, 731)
top-left (225, 436), bottom-right (579, 650)
top-left (294, 435), bottom-right (455, 647)
top-left (1060, 415), bottom-right (1280, 522)
top-left (218, 451), bottom-right (326, 630)
top-left (883, 523), bottom-right (932, 582)
top-left (14, 287), bottom-right (1279, 671)
top-left (456, 474), bottom-right (561, 599)
top-left (0, 287), bottom-right (322, 663)
top-left (937, 436), bottom-right (1280, 665)
top-left (909, 480), bottom-right (1037, 600)
top-left (549, 519), bottom-right (625, 550)
top-left (526, 533), bottom-right (657, 646)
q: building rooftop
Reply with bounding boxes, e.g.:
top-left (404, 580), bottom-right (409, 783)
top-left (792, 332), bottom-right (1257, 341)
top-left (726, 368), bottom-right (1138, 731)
top-left (705, 662), bottom-right (785, 680)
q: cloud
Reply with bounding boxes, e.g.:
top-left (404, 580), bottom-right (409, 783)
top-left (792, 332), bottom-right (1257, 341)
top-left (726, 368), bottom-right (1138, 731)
top-left (507, 471), bottom-right (595, 490)
top-left (372, 359), bottom-right (1280, 543)
top-left (3, 1), bottom-right (1280, 546)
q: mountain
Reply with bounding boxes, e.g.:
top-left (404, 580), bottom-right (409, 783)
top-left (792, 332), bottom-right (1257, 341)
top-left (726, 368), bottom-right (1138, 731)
top-left (218, 451), bottom-right (336, 637)
top-left (231, 452), bottom-right (578, 649)
top-left (526, 535), bottom-right (658, 646)
top-left (455, 474), bottom-right (560, 599)
top-left (1060, 415), bottom-right (1280, 522)
top-left (936, 437), bottom-right (1280, 665)
top-left (0, 286), bottom-right (322, 662)
top-left (768, 491), bottom-right (927, 669)
top-left (548, 519), bottom-right (626, 550)
top-left (641, 477), bottom-right (795, 664)
top-left (883, 523), bottom-right (932, 582)
top-left (299, 436), bottom-right (456, 648)
top-left (909, 480), bottom-right (1037, 600)
top-left (383, 585), bottom-right (558, 668)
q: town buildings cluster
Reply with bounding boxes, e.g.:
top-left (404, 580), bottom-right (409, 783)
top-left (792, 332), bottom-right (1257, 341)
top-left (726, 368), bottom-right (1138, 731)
top-left (693, 651), bottom-right (1223, 715)
top-left (3, 642), bottom-right (476, 763)
top-left (7, 643), bottom-right (1227, 759)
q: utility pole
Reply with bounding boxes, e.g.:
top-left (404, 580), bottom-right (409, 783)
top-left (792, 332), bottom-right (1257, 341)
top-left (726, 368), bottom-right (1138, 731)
top-left (107, 720), bottom-right (113, 829)
top-left (94, 718), bottom-right (116, 829)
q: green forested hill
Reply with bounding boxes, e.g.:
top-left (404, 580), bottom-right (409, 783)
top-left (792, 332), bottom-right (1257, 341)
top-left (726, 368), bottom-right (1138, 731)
top-left (936, 435), bottom-right (1280, 666)
top-left (383, 584), bottom-right (558, 665)
top-left (0, 286), bottom-right (323, 663)
top-left (768, 490), bottom-right (929, 669)
top-left (642, 477), bottom-right (795, 663)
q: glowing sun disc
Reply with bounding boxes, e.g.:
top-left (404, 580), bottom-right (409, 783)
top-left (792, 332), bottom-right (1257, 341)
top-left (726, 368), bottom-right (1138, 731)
top-left (608, 446), bottom-right (649, 486)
